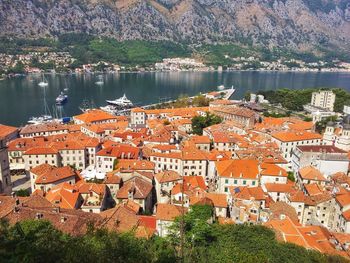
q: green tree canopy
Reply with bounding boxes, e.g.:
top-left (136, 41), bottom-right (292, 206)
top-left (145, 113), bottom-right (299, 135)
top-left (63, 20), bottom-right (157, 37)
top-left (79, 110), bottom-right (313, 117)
top-left (192, 112), bottom-right (222, 135)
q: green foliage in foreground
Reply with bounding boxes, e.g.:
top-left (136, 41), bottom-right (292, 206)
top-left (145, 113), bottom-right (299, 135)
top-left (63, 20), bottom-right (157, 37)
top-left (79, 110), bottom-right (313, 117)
top-left (257, 88), bottom-right (350, 112)
top-left (192, 112), bottom-right (222, 135)
top-left (0, 208), bottom-right (348, 263)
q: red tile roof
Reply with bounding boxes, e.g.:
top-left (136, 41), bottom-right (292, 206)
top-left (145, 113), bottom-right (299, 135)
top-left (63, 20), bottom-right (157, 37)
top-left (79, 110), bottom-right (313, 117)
top-left (156, 203), bottom-right (187, 221)
top-left (272, 131), bottom-right (322, 142)
top-left (215, 159), bottom-right (259, 179)
top-left (31, 164), bottom-right (77, 185)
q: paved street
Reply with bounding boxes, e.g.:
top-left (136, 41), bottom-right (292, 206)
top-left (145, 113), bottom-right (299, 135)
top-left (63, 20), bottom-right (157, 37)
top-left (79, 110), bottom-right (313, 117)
top-left (11, 174), bottom-right (31, 192)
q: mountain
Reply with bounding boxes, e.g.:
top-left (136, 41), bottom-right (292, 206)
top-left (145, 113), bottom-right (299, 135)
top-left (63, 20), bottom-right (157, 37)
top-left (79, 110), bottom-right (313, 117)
top-left (0, 0), bottom-right (350, 54)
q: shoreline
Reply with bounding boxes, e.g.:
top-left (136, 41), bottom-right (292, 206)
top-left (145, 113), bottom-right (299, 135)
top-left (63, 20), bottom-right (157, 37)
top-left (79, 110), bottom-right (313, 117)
top-left (6, 69), bottom-right (350, 78)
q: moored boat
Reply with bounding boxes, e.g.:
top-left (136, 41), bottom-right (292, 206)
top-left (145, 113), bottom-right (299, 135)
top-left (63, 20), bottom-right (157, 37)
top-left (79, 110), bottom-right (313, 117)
top-left (56, 92), bottom-right (68, 105)
top-left (106, 94), bottom-right (133, 108)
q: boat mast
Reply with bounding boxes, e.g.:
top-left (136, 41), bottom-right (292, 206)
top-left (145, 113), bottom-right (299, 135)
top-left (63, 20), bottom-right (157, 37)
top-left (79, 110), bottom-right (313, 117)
top-left (43, 86), bottom-right (51, 116)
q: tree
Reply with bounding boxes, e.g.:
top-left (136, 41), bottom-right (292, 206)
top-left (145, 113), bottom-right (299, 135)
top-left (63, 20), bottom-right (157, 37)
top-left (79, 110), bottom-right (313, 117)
top-left (113, 159), bottom-right (119, 170)
top-left (15, 189), bottom-right (30, 197)
top-left (8, 61), bottom-right (25, 74)
top-left (192, 95), bottom-right (210, 107)
top-left (287, 172), bottom-right (295, 182)
top-left (192, 112), bottom-right (222, 135)
top-left (315, 116), bottom-right (337, 134)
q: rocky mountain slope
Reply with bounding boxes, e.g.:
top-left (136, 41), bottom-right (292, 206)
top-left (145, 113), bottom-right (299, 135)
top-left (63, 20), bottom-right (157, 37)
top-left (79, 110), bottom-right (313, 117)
top-left (0, 0), bottom-right (349, 53)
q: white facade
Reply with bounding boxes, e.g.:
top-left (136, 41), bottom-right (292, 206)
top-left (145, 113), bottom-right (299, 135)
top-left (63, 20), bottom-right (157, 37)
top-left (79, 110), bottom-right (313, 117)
top-left (311, 90), bottom-right (336, 111)
top-left (0, 138), bottom-right (11, 194)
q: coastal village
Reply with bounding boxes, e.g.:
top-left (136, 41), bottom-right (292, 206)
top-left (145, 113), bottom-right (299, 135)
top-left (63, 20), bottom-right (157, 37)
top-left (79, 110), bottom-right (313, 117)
top-left (1, 52), bottom-right (350, 79)
top-left (2, 89), bottom-right (350, 257)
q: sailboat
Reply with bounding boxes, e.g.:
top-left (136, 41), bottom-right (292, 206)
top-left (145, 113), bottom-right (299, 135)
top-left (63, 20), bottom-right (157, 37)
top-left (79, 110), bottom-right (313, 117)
top-left (28, 86), bottom-right (53, 124)
top-left (95, 75), bottom-right (104, 86)
top-left (38, 74), bottom-right (49, 87)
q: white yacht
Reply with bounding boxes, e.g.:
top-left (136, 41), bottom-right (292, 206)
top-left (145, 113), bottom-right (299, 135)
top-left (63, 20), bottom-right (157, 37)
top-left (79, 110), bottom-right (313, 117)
top-left (100, 105), bottom-right (117, 115)
top-left (106, 94), bottom-right (133, 108)
top-left (38, 74), bottom-right (49, 87)
top-left (217, 85), bottom-right (225, 91)
top-left (28, 115), bottom-right (53, 125)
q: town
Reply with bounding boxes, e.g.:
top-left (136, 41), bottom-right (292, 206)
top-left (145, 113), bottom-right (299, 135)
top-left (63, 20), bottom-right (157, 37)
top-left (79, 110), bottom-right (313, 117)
top-left (2, 89), bottom-right (350, 258)
top-left (1, 52), bottom-right (350, 79)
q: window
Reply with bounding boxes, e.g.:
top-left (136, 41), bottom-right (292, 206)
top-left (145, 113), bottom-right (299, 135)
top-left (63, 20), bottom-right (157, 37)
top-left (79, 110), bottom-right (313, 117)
top-left (224, 187), bottom-right (228, 193)
top-left (252, 181), bottom-right (256, 186)
top-left (225, 179), bottom-right (229, 184)
top-left (243, 180), bottom-right (246, 185)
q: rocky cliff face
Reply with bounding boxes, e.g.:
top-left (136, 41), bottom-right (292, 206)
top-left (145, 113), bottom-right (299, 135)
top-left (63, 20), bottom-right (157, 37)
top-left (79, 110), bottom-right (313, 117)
top-left (0, 0), bottom-right (349, 52)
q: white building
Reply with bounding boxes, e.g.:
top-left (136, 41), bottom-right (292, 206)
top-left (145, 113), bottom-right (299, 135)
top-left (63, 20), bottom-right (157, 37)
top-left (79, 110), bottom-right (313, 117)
top-left (0, 137), bottom-right (11, 194)
top-left (291, 145), bottom-right (349, 177)
top-left (271, 131), bottom-right (322, 164)
top-left (311, 90), bottom-right (336, 111)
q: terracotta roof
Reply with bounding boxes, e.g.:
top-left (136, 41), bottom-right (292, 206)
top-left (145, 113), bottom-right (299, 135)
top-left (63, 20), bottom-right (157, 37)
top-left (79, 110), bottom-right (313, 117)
top-left (77, 182), bottom-right (106, 196)
top-left (215, 159), bottom-right (259, 179)
top-left (269, 201), bottom-right (299, 222)
top-left (265, 216), bottom-right (345, 257)
top-left (264, 183), bottom-right (296, 193)
top-left (131, 107), bottom-right (145, 113)
top-left (116, 160), bottom-right (155, 171)
top-left (299, 166), bottom-right (326, 181)
top-left (261, 163), bottom-right (287, 177)
top-left (97, 145), bottom-right (139, 159)
top-left (138, 215), bottom-right (156, 230)
top-left (116, 177), bottom-right (153, 200)
top-left (155, 170), bottom-right (181, 183)
top-left (272, 131), bottom-right (322, 142)
top-left (336, 193), bottom-right (350, 208)
top-left (45, 183), bottom-right (80, 209)
top-left (99, 204), bottom-right (139, 233)
top-left (32, 165), bottom-right (77, 185)
top-left (204, 193), bottom-right (228, 207)
top-left (156, 203), bottom-right (187, 221)
top-left (104, 172), bottom-right (122, 184)
top-left (24, 147), bottom-right (58, 155)
top-left (211, 106), bottom-right (255, 118)
top-left (230, 186), bottom-right (266, 201)
top-left (124, 200), bottom-right (141, 213)
top-left (0, 124), bottom-right (18, 138)
top-left (0, 195), bottom-right (101, 236)
top-left (74, 109), bottom-right (119, 124)
top-left (297, 145), bottom-right (347, 154)
top-left (20, 122), bottom-right (67, 135)
top-left (304, 183), bottom-right (323, 196)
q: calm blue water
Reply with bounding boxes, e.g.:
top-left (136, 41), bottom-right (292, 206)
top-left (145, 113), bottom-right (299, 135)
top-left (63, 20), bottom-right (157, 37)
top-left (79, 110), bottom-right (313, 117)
top-left (0, 71), bottom-right (349, 126)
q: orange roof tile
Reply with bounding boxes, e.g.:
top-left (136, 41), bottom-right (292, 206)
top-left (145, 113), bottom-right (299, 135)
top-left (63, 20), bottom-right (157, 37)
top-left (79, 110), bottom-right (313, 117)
top-left (156, 203), bottom-right (187, 221)
top-left (116, 160), bottom-right (155, 171)
top-left (45, 183), bottom-right (80, 209)
top-left (264, 183), bottom-right (296, 193)
top-left (74, 109), bottom-right (119, 124)
top-left (261, 163), bottom-right (287, 177)
top-left (272, 131), bottom-right (322, 142)
top-left (0, 124), bottom-right (18, 138)
top-left (155, 170), bottom-right (181, 183)
top-left (215, 159), bottom-right (259, 179)
top-left (32, 165), bottom-right (77, 185)
top-left (299, 166), bottom-right (326, 181)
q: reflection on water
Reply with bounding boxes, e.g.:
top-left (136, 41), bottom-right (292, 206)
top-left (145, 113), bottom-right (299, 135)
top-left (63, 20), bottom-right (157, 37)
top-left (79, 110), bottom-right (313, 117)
top-left (0, 71), bottom-right (349, 126)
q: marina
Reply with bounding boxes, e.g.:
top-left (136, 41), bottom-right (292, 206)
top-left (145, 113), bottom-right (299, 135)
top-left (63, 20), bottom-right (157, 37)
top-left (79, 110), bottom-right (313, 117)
top-left (0, 71), bottom-right (350, 126)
